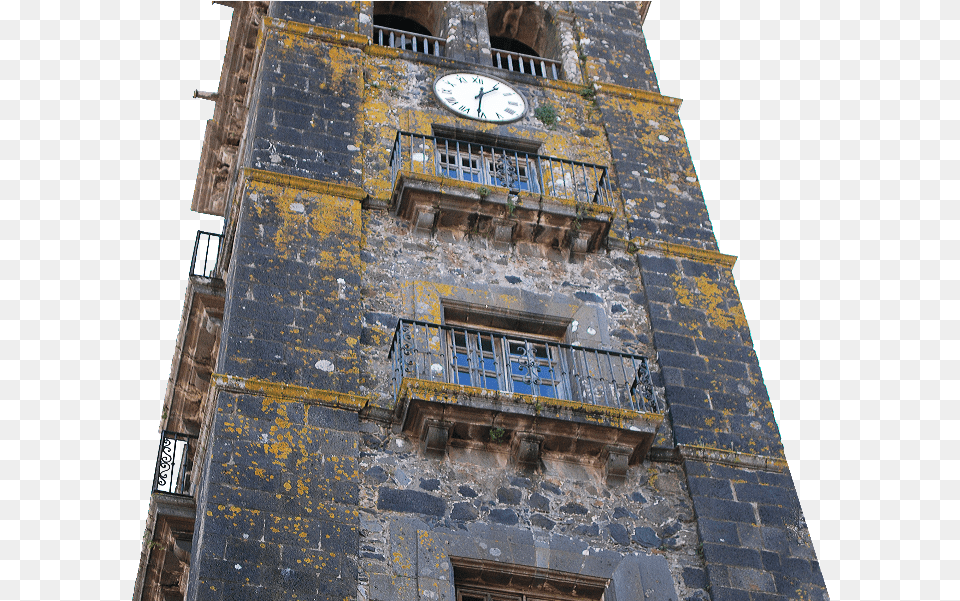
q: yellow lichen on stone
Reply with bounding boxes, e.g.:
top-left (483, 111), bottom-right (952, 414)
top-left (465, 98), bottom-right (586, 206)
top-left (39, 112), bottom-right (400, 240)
top-left (672, 272), bottom-right (748, 331)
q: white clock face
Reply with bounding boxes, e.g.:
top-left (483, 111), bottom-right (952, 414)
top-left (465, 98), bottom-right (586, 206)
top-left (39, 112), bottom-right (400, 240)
top-left (434, 72), bottom-right (527, 123)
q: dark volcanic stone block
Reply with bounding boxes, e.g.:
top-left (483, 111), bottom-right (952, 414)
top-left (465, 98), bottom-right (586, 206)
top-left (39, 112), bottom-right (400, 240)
top-left (560, 502), bottom-right (588, 515)
top-left (451, 502), bottom-right (478, 522)
top-left (682, 566), bottom-right (707, 589)
top-left (531, 514), bottom-right (555, 530)
top-left (573, 523), bottom-right (600, 537)
top-left (606, 523), bottom-right (631, 546)
top-left (701, 543), bottom-right (762, 569)
top-left (377, 487), bottom-right (446, 516)
top-left (365, 465), bottom-right (389, 484)
top-left (633, 526), bottom-right (661, 548)
top-left (497, 487), bottom-right (522, 505)
top-left (528, 492), bottom-right (550, 512)
top-left (419, 478), bottom-right (441, 491)
top-left (488, 508), bottom-right (519, 525)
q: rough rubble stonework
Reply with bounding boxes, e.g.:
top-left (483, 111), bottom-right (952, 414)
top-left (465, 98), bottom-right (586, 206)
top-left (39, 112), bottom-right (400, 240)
top-left (132, 3), bottom-right (830, 601)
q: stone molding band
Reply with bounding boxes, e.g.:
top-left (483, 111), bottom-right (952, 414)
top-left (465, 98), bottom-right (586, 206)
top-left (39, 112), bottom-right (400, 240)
top-left (632, 237), bottom-right (738, 268)
top-left (211, 373), bottom-right (371, 411)
top-left (263, 16), bottom-right (368, 48)
top-left (242, 168), bottom-right (367, 200)
top-left (590, 81), bottom-right (683, 107)
top-left (209, 376), bottom-right (785, 471)
top-left (678, 443), bottom-right (790, 473)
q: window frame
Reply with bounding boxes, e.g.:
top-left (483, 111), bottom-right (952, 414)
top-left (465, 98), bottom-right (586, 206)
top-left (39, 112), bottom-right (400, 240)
top-left (451, 557), bottom-right (609, 601)
top-left (435, 140), bottom-right (541, 194)
top-left (446, 325), bottom-right (569, 399)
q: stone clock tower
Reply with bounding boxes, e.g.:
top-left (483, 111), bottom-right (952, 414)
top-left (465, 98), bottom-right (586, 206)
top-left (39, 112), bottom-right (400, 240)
top-left (133, 3), bottom-right (829, 601)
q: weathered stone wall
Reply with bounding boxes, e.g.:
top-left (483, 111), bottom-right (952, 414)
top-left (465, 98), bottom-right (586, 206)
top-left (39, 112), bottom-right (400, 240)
top-left (570, 2), bottom-right (660, 93)
top-left (187, 389), bottom-right (362, 601)
top-left (686, 460), bottom-right (828, 601)
top-left (217, 177), bottom-right (366, 393)
top-left (245, 22), bottom-right (365, 185)
top-left (185, 380), bottom-right (706, 601)
top-left (356, 420), bottom-right (702, 601)
top-left (638, 254), bottom-right (780, 455)
top-left (177, 3), bottom-right (831, 601)
top-left (268, 1), bottom-right (364, 35)
top-left (598, 90), bottom-right (719, 251)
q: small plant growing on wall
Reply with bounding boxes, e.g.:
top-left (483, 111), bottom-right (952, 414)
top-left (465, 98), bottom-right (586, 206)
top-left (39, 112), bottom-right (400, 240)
top-left (477, 185), bottom-right (490, 198)
top-left (505, 195), bottom-right (518, 217)
top-left (489, 427), bottom-right (506, 443)
top-left (573, 202), bottom-right (587, 231)
top-left (533, 103), bottom-right (558, 128)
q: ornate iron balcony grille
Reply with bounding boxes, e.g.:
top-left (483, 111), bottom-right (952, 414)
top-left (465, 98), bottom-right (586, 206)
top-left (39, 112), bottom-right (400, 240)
top-left (389, 319), bottom-right (660, 414)
top-left (389, 131), bottom-right (613, 207)
top-left (491, 48), bottom-right (561, 80)
top-left (373, 24), bottom-right (446, 56)
top-left (189, 230), bottom-right (222, 278)
top-left (151, 430), bottom-right (197, 497)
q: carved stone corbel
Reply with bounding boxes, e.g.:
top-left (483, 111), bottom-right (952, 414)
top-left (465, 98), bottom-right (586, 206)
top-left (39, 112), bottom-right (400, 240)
top-left (421, 419), bottom-right (451, 457)
top-left (602, 444), bottom-right (634, 485)
top-left (512, 432), bottom-right (544, 469)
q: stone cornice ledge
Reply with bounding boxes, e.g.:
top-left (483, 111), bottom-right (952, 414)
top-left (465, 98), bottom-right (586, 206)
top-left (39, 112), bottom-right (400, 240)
top-left (263, 17), bottom-right (368, 48)
top-left (678, 444), bottom-right (789, 473)
top-left (243, 168), bottom-right (368, 201)
top-left (590, 81), bottom-right (682, 108)
top-left (632, 237), bottom-right (737, 268)
top-left (211, 373), bottom-right (371, 411)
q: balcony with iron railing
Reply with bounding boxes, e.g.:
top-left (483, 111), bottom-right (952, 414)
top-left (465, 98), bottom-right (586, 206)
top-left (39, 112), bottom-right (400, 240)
top-left (373, 24), bottom-right (446, 56)
top-left (389, 131), bottom-right (615, 256)
top-left (137, 430), bottom-right (197, 601)
top-left (491, 47), bottom-right (561, 80)
top-left (162, 230), bottom-right (225, 442)
top-left (152, 430), bottom-right (197, 497)
top-left (390, 131), bottom-right (612, 207)
top-left (388, 319), bottom-right (663, 477)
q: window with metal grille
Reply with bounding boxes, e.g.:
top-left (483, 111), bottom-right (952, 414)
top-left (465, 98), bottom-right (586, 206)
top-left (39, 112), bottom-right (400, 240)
top-left (435, 143), bottom-right (540, 193)
top-left (444, 301), bottom-right (570, 399)
top-left (448, 328), bottom-right (566, 399)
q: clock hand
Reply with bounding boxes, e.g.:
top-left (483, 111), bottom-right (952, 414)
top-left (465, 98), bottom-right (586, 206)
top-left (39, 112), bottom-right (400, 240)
top-left (475, 84), bottom-right (500, 113)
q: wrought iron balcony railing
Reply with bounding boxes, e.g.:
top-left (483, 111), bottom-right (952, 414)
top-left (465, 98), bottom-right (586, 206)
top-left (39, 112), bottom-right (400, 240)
top-left (491, 48), bottom-right (561, 80)
top-left (389, 319), bottom-right (660, 414)
top-left (389, 131), bottom-right (613, 207)
top-left (152, 430), bottom-right (197, 497)
top-left (373, 24), bottom-right (446, 56)
top-left (189, 230), bottom-right (222, 278)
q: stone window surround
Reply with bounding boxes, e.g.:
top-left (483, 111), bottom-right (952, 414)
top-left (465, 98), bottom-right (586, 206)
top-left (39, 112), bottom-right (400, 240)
top-left (453, 556), bottom-right (608, 601)
top-left (395, 279), bottom-right (663, 476)
top-left (408, 280), bottom-right (612, 350)
top-left (370, 515), bottom-right (678, 601)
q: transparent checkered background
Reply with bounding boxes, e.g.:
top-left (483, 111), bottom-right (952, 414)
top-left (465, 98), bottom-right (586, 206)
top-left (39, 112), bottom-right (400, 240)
top-left (3, 1), bottom-right (956, 599)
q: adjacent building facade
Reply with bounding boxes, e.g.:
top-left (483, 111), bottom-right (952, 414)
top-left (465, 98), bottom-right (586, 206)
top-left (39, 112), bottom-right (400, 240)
top-left (133, 3), bottom-right (829, 601)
